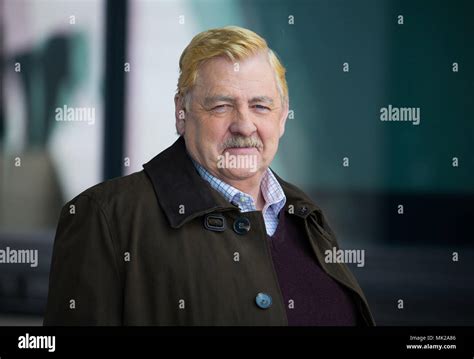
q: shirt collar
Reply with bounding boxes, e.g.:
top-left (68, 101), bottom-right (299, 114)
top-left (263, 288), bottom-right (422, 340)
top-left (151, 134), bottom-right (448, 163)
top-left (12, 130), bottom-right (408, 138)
top-left (192, 158), bottom-right (286, 216)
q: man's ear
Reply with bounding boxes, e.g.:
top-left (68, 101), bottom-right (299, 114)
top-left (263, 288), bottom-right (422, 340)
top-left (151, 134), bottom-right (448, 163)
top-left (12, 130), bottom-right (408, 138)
top-left (279, 100), bottom-right (289, 138)
top-left (174, 94), bottom-right (186, 135)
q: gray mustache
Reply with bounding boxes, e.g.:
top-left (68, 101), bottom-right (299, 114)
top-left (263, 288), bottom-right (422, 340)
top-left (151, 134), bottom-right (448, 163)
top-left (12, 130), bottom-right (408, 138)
top-left (223, 136), bottom-right (263, 149)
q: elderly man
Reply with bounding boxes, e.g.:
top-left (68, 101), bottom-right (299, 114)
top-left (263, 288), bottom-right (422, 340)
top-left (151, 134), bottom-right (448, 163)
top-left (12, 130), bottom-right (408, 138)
top-left (44, 26), bottom-right (374, 326)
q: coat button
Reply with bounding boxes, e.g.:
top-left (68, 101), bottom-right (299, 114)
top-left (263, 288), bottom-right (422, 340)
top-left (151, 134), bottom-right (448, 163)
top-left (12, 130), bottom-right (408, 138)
top-left (233, 216), bottom-right (251, 235)
top-left (255, 293), bottom-right (272, 309)
top-left (204, 214), bottom-right (226, 232)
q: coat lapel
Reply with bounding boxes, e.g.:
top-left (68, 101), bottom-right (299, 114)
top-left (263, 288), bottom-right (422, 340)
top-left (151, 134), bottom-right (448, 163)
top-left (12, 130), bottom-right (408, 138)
top-left (143, 136), bottom-right (235, 229)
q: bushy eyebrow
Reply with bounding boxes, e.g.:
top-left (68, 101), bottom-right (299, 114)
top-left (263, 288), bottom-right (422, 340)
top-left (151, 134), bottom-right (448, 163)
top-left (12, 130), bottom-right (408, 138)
top-left (203, 95), bottom-right (274, 107)
top-left (248, 96), bottom-right (274, 105)
top-left (203, 96), bottom-right (236, 107)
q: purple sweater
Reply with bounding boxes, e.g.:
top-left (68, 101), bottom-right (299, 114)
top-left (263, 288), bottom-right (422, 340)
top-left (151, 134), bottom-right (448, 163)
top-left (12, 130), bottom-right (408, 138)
top-left (267, 210), bottom-right (359, 326)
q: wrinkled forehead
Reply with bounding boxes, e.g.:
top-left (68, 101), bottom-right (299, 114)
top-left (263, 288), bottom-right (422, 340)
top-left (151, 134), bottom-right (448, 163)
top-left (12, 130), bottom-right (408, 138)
top-left (192, 53), bottom-right (279, 101)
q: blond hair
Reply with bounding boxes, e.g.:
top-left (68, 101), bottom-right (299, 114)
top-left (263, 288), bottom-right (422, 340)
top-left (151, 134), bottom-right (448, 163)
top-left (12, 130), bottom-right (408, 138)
top-left (177, 26), bottom-right (288, 105)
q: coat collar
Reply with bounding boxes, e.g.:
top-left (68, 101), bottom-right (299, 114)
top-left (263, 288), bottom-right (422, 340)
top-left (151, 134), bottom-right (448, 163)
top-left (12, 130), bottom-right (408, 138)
top-left (143, 136), bottom-right (321, 228)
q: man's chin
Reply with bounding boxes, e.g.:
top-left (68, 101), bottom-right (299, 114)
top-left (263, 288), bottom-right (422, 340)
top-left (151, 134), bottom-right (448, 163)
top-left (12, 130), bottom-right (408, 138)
top-left (219, 168), bottom-right (260, 181)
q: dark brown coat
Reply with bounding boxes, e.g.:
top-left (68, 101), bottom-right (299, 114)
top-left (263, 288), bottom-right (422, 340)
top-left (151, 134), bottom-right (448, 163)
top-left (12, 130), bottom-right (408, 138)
top-left (44, 137), bottom-right (375, 326)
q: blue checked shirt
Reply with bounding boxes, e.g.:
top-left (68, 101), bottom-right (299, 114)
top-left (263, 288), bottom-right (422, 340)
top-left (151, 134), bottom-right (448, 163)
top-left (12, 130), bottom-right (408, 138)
top-left (192, 159), bottom-right (286, 236)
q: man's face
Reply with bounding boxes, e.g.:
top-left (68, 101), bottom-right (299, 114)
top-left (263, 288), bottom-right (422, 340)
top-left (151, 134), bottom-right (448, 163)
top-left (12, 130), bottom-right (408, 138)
top-left (175, 51), bottom-right (289, 182)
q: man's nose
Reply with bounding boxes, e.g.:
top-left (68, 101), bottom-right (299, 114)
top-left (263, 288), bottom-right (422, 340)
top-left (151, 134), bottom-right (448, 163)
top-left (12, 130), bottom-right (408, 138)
top-left (229, 110), bottom-right (257, 137)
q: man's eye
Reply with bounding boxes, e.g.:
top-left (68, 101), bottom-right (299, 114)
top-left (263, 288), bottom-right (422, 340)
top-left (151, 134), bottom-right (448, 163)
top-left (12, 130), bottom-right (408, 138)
top-left (212, 105), bottom-right (231, 113)
top-left (253, 105), bottom-right (270, 111)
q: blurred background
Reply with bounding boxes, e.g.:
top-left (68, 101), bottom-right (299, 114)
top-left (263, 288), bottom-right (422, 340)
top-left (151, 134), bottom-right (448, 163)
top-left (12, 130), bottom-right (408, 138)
top-left (0, 0), bottom-right (473, 325)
